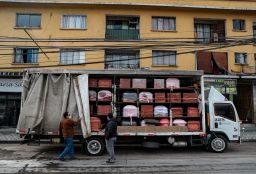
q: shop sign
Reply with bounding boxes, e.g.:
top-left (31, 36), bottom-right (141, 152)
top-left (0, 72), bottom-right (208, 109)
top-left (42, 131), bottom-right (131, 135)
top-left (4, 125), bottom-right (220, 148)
top-left (204, 78), bottom-right (237, 94)
top-left (0, 78), bottom-right (22, 92)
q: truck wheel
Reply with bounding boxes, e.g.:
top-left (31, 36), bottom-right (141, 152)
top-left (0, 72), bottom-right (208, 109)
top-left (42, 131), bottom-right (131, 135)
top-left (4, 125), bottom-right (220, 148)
top-left (84, 138), bottom-right (105, 156)
top-left (209, 135), bottom-right (227, 153)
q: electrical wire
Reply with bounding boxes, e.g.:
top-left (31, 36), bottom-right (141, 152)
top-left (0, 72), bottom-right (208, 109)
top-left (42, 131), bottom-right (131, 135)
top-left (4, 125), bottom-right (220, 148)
top-left (0, 38), bottom-right (252, 69)
top-left (0, 38), bottom-right (251, 60)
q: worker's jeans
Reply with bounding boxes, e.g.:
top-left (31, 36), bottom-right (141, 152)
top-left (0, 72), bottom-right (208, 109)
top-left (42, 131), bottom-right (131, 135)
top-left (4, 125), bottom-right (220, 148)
top-left (105, 137), bottom-right (117, 160)
top-left (59, 137), bottom-right (75, 159)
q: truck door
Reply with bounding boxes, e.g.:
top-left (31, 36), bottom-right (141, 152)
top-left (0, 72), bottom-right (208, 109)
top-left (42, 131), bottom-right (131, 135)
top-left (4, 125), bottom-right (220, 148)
top-left (211, 102), bottom-right (240, 141)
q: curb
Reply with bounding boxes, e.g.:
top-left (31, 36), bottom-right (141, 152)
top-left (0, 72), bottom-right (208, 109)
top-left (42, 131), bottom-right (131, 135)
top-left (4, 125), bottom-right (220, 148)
top-left (0, 140), bottom-right (21, 144)
top-left (240, 139), bottom-right (256, 143)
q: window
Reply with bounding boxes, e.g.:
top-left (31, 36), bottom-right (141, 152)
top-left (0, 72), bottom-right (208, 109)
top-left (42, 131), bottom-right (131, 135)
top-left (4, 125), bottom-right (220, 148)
top-left (235, 53), bottom-right (247, 64)
top-left (195, 24), bottom-right (211, 42)
top-left (152, 51), bottom-right (176, 66)
top-left (214, 103), bottom-right (236, 121)
top-left (152, 17), bottom-right (176, 31)
top-left (60, 49), bottom-right (85, 64)
top-left (16, 14), bottom-right (41, 28)
top-left (62, 15), bottom-right (86, 29)
top-left (105, 16), bottom-right (140, 40)
top-left (14, 48), bottom-right (39, 63)
top-left (233, 19), bottom-right (245, 30)
top-left (106, 16), bottom-right (139, 30)
top-left (105, 50), bottom-right (139, 69)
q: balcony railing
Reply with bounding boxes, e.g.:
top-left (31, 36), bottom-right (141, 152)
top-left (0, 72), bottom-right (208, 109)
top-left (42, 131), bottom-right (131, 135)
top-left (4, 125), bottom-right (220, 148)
top-left (105, 29), bottom-right (140, 40)
top-left (195, 32), bottom-right (226, 43)
top-left (105, 64), bottom-right (139, 69)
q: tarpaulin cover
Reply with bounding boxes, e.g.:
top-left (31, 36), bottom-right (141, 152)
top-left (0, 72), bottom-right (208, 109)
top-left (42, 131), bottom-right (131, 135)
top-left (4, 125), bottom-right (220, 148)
top-left (17, 73), bottom-right (80, 135)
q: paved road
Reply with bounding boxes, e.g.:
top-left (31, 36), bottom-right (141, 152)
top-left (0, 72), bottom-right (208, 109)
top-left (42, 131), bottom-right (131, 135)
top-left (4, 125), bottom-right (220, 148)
top-left (0, 142), bottom-right (256, 173)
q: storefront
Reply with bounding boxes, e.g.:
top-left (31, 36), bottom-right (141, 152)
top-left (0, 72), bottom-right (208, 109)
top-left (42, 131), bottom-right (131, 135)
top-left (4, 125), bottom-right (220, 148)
top-left (238, 76), bottom-right (256, 124)
top-left (0, 74), bottom-right (22, 128)
top-left (204, 75), bottom-right (256, 124)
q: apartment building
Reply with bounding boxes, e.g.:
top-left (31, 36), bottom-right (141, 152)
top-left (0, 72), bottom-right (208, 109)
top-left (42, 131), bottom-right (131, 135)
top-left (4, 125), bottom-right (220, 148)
top-left (0, 0), bottom-right (256, 127)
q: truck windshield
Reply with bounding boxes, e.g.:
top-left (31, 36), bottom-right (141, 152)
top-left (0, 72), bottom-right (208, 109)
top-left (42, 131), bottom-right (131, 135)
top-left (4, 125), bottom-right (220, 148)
top-left (214, 103), bottom-right (236, 122)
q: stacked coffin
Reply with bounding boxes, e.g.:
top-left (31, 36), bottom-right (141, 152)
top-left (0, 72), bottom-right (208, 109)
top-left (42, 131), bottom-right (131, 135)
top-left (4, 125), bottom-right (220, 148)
top-left (119, 78), bottom-right (131, 88)
top-left (98, 90), bottom-right (112, 101)
top-left (88, 76), bottom-right (201, 132)
top-left (122, 92), bottom-right (137, 102)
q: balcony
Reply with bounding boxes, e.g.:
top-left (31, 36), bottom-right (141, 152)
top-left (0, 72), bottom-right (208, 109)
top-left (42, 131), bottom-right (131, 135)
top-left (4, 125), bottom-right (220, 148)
top-left (106, 16), bottom-right (140, 40)
top-left (194, 19), bottom-right (226, 43)
top-left (105, 50), bottom-right (140, 69)
top-left (105, 29), bottom-right (140, 40)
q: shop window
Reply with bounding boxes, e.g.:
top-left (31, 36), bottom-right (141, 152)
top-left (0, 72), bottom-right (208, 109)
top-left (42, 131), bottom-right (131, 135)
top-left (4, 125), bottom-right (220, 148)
top-left (152, 17), bottom-right (176, 31)
top-left (14, 48), bottom-right (39, 64)
top-left (60, 49), bottom-right (85, 64)
top-left (235, 53), bottom-right (247, 64)
top-left (62, 15), bottom-right (86, 29)
top-left (214, 103), bottom-right (236, 122)
top-left (105, 50), bottom-right (139, 69)
top-left (152, 51), bottom-right (176, 66)
top-left (16, 14), bottom-right (41, 28)
top-left (233, 19), bottom-right (245, 30)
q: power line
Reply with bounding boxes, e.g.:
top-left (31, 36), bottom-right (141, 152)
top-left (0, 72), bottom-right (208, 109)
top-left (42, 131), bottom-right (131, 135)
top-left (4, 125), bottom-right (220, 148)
top-left (23, 29), bottom-right (50, 60)
top-left (0, 38), bottom-right (252, 70)
top-left (0, 38), bottom-right (251, 58)
top-left (0, 33), bottom-right (254, 42)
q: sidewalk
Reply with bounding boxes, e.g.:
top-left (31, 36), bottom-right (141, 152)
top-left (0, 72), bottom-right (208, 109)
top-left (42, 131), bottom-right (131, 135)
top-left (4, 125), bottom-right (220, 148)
top-left (240, 124), bottom-right (256, 142)
top-left (0, 128), bottom-right (21, 143)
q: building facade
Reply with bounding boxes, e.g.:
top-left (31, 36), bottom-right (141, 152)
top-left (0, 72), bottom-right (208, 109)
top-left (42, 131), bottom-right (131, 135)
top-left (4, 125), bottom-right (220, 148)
top-left (0, 0), bottom-right (256, 127)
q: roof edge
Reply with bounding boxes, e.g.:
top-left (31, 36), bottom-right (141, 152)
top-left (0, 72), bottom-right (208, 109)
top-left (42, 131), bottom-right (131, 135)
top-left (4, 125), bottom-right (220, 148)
top-left (25, 68), bottom-right (204, 76)
top-left (0, 1), bottom-right (256, 11)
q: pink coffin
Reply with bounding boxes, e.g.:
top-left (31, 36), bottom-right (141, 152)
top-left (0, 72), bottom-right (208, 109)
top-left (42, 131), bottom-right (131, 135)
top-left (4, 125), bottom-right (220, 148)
top-left (123, 105), bottom-right (138, 117)
top-left (166, 78), bottom-right (180, 89)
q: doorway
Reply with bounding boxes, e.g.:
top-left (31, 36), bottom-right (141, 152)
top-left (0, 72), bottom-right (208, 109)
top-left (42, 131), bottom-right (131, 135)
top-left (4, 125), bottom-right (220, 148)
top-left (233, 82), bottom-right (253, 123)
top-left (0, 93), bottom-right (21, 127)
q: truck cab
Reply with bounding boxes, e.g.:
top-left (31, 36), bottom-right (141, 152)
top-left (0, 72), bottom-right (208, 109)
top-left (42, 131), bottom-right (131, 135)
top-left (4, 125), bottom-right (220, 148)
top-left (207, 87), bottom-right (240, 152)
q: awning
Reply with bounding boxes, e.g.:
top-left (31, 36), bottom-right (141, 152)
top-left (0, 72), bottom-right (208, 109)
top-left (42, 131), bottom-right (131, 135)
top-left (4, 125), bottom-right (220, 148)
top-left (212, 52), bottom-right (228, 72)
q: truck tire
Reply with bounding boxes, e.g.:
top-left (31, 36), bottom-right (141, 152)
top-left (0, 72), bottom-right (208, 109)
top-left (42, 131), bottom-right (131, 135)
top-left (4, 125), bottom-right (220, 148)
top-left (209, 135), bottom-right (228, 153)
top-left (83, 137), bottom-right (105, 156)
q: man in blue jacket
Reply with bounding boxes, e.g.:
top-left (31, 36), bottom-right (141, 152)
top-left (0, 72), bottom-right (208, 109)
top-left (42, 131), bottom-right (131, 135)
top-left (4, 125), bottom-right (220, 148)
top-left (105, 113), bottom-right (117, 163)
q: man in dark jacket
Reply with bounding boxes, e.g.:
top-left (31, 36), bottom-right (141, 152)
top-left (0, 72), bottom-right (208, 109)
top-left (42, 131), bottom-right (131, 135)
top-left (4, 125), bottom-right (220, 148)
top-left (58, 112), bottom-right (81, 161)
top-left (105, 113), bottom-right (117, 163)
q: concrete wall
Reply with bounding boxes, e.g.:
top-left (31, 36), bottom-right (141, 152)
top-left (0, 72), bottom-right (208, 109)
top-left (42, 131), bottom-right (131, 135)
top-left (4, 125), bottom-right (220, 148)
top-left (0, 2), bottom-right (255, 72)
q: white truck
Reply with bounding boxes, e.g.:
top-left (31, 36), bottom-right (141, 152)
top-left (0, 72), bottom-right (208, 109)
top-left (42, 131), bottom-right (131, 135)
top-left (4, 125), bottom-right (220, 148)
top-left (17, 69), bottom-right (241, 155)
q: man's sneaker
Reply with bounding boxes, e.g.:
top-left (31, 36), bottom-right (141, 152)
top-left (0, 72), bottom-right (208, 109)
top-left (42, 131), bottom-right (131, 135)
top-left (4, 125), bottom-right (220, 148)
top-left (106, 159), bottom-right (115, 163)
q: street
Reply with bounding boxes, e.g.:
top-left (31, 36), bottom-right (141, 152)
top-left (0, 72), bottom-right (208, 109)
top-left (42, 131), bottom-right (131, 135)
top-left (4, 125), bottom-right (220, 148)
top-left (0, 142), bottom-right (256, 173)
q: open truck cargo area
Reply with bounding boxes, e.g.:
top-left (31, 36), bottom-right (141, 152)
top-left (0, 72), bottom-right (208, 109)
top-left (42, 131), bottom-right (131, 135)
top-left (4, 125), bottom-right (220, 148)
top-left (17, 69), bottom-right (241, 155)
